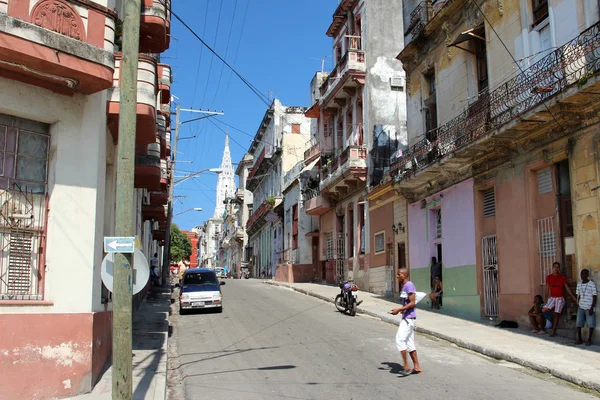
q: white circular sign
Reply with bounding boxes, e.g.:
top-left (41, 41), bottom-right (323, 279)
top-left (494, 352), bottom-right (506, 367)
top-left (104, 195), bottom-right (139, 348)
top-left (101, 248), bottom-right (150, 295)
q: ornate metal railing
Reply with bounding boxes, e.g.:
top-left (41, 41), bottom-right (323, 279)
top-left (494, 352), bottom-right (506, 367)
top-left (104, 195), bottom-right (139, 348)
top-left (405, 1), bottom-right (432, 43)
top-left (303, 188), bottom-right (321, 202)
top-left (391, 22), bottom-right (600, 181)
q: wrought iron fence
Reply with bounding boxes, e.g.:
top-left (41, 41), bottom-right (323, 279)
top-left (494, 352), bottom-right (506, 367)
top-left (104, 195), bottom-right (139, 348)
top-left (392, 22), bottom-right (600, 181)
top-left (371, 127), bottom-right (400, 186)
top-left (405, 1), bottom-right (432, 43)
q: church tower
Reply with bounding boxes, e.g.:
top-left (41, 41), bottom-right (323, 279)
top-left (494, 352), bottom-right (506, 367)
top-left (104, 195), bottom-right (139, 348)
top-left (214, 135), bottom-right (236, 218)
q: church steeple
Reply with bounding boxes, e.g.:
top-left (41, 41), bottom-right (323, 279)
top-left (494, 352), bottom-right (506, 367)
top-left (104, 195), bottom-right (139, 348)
top-left (214, 134), bottom-right (236, 218)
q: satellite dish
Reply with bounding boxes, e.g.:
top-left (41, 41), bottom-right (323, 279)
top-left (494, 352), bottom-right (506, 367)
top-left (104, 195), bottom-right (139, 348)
top-left (101, 248), bottom-right (150, 295)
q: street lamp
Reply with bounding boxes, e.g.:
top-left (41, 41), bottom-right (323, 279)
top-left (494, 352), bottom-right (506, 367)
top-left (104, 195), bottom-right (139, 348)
top-left (174, 168), bottom-right (223, 187)
top-left (175, 207), bottom-right (203, 217)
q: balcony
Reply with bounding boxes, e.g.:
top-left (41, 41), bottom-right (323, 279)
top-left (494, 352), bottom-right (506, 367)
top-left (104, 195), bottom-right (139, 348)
top-left (246, 146), bottom-right (282, 191)
top-left (404, 1), bottom-right (432, 45)
top-left (320, 145), bottom-right (367, 197)
top-left (153, 230), bottom-right (166, 241)
top-left (157, 63), bottom-right (171, 104)
top-left (140, 0), bottom-right (171, 53)
top-left (165, 126), bottom-right (171, 156)
top-left (107, 54), bottom-right (157, 145)
top-left (142, 204), bottom-right (164, 220)
top-left (246, 197), bottom-right (282, 237)
top-left (319, 39), bottom-right (366, 105)
top-left (135, 143), bottom-right (161, 190)
top-left (0, 0), bottom-right (116, 95)
top-left (160, 159), bottom-right (168, 190)
top-left (304, 136), bottom-right (321, 163)
top-left (283, 161), bottom-right (304, 191)
top-left (391, 22), bottom-right (600, 199)
top-left (234, 188), bottom-right (244, 204)
top-left (326, 0), bottom-right (359, 38)
top-left (150, 191), bottom-right (168, 206)
top-left (235, 227), bottom-right (244, 242)
top-left (303, 189), bottom-right (331, 216)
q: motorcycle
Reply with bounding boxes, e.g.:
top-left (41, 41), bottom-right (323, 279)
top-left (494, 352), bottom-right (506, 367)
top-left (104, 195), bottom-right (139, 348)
top-left (334, 280), bottom-right (361, 316)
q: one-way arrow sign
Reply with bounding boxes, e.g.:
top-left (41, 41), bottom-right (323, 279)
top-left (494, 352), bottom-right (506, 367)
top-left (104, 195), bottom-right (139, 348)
top-left (104, 236), bottom-right (135, 253)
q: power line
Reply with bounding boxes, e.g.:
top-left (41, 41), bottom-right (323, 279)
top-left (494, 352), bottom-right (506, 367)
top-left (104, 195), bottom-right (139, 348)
top-left (199, 0), bottom-right (224, 109)
top-left (208, 118), bottom-right (249, 151)
top-left (209, 0), bottom-right (239, 109)
top-left (190, 0), bottom-right (211, 108)
top-left (165, 2), bottom-right (271, 106)
top-left (222, 0), bottom-right (250, 99)
top-left (469, 0), bottom-right (564, 131)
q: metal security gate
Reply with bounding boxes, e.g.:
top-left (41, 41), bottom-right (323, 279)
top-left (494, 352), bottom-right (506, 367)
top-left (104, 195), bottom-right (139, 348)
top-left (482, 235), bottom-right (499, 317)
top-left (537, 217), bottom-right (556, 284)
top-left (335, 233), bottom-right (345, 282)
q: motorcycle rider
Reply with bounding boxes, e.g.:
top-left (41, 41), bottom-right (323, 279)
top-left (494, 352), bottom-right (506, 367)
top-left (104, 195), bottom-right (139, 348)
top-left (391, 268), bottom-right (423, 376)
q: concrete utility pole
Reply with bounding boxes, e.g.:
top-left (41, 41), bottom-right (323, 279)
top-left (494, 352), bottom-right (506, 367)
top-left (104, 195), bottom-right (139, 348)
top-left (112, 0), bottom-right (140, 398)
top-left (162, 107), bottom-right (224, 284)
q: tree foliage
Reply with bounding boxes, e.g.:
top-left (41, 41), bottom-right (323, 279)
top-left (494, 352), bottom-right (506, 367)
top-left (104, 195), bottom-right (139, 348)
top-left (170, 224), bottom-right (192, 262)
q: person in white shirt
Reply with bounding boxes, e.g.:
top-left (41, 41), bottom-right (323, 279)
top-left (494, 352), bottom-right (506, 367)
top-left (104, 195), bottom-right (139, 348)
top-left (576, 269), bottom-right (597, 346)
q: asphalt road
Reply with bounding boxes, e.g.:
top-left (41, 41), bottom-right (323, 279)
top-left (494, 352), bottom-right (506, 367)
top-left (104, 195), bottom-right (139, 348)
top-left (173, 279), bottom-right (597, 400)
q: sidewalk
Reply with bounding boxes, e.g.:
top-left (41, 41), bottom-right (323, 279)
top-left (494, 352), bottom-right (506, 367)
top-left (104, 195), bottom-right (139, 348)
top-left (265, 280), bottom-right (600, 393)
top-left (65, 289), bottom-right (170, 400)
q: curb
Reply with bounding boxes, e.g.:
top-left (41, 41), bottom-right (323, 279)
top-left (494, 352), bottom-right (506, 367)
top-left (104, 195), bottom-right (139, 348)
top-left (264, 280), bottom-right (599, 393)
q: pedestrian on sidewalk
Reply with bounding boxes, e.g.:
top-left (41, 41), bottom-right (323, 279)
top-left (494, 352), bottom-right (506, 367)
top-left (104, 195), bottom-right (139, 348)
top-left (575, 269), bottom-right (597, 346)
top-left (542, 262), bottom-right (577, 337)
top-left (391, 268), bottom-right (422, 377)
top-left (528, 295), bottom-right (551, 334)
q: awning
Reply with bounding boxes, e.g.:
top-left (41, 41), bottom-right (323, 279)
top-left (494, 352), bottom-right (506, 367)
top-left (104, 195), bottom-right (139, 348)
top-left (300, 158), bottom-right (319, 174)
top-left (305, 103), bottom-right (321, 118)
top-left (448, 24), bottom-right (485, 53)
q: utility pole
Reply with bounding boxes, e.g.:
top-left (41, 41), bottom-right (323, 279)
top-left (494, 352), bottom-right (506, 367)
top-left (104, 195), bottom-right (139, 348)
top-left (112, 0), bottom-right (140, 398)
top-left (162, 107), bottom-right (224, 284)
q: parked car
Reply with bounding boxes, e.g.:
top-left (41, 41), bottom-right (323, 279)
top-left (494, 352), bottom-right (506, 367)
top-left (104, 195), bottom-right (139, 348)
top-left (179, 268), bottom-right (225, 314)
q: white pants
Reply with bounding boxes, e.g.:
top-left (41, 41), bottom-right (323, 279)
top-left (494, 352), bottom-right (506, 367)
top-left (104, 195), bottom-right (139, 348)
top-left (395, 318), bottom-right (416, 352)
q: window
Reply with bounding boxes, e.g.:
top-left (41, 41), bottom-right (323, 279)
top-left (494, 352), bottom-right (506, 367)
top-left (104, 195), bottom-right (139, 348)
top-left (436, 209), bottom-right (442, 239)
top-left (326, 232), bottom-right (334, 259)
top-left (537, 167), bottom-right (553, 194)
top-left (475, 36), bottom-right (488, 92)
top-left (292, 204), bottom-right (298, 249)
top-left (532, 0), bottom-right (548, 27)
top-left (0, 125), bottom-right (50, 193)
top-left (291, 123), bottom-right (301, 134)
top-left (374, 231), bottom-right (385, 255)
top-left (483, 188), bottom-right (496, 218)
top-left (359, 203), bottom-right (365, 254)
top-left (423, 71), bottom-right (438, 134)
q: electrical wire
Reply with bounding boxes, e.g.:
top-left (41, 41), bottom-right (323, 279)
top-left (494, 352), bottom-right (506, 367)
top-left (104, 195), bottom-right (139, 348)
top-left (189, 0), bottom-right (211, 108)
top-left (209, 0), bottom-right (239, 109)
top-left (199, 0), bottom-right (224, 109)
top-left (222, 0), bottom-right (250, 99)
top-left (469, 0), bottom-right (564, 131)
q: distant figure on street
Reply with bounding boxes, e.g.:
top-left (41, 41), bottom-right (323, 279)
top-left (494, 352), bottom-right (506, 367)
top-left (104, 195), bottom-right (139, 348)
top-left (428, 276), bottom-right (443, 310)
top-left (391, 268), bottom-right (422, 377)
top-left (528, 295), bottom-right (551, 334)
top-left (542, 262), bottom-right (577, 337)
top-left (576, 269), bottom-right (597, 346)
top-left (150, 265), bottom-right (160, 286)
top-left (430, 257), bottom-right (441, 290)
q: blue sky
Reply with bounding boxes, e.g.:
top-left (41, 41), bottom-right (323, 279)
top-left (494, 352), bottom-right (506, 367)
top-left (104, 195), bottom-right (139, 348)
top-left (170, 0), bottom-right (335, 230)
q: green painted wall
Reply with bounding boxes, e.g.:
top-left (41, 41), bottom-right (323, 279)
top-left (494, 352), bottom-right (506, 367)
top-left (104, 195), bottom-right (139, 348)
top-left (409, 264), bottom-right (481, 320)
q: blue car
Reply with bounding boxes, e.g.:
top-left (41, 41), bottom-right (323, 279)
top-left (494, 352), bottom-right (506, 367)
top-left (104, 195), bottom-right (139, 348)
top-left (179, 268), bottom-right (225, 314)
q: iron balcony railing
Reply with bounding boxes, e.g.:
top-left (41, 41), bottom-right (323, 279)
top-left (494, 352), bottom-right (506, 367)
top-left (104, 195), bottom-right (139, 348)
top-left (405, 1), bottom-right (432, 43)
top-left (391, 22), bottom-right (600, 181)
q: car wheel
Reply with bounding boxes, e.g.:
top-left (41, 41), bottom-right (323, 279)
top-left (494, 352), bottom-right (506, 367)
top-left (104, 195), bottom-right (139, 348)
top-left (216, 306), bottom-right (223, 313)
top-left (179, 304), bottom-right (187, 315)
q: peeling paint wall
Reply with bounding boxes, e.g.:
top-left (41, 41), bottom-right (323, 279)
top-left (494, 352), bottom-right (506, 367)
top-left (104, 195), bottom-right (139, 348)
top-left (365, 0), bottom-right (407, 154)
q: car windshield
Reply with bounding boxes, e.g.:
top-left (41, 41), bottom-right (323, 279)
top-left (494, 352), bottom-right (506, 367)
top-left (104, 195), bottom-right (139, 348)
top-left (183, 272), bottom-right (219, 286)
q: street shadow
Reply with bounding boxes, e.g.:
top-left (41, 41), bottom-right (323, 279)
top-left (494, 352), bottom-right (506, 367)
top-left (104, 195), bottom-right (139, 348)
top-left (131, 290), bottom-right (170, 400)
top-left (378, 362), bottom-right (404, 375)
top-left (176, 346), bottom-right (280, 369)
top-left (184, 364), bottom-right (296, 379)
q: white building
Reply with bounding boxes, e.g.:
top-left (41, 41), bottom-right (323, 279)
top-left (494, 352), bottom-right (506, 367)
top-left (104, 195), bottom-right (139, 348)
top-left (245, 100), bottom-right (311, 278)
top-left (0, 1), bottom-right (172, 398)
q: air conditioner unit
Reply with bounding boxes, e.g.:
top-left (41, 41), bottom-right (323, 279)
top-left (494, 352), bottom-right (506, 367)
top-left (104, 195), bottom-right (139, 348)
top-left (390, 76), bottom-right (405, 90)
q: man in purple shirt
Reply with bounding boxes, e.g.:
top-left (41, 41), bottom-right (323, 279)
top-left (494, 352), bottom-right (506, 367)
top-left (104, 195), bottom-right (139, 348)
top-left (391, 268), bottom-right (422, 376)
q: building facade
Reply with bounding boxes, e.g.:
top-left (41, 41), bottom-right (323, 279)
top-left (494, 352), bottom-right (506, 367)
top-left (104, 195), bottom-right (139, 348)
top-left (245, 100), bottom-right (311, 279)
top-left (304, 0), bottom-right (408, 291)
top-left (0, 0), bottom-right (173, 398)
top-left (392, 0), bottom-right (600, 333)
top-left (233, 153), bottom-right (254, 277)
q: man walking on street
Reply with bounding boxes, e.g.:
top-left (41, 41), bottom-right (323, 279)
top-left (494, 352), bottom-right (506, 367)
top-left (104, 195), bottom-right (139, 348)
top-left (576, 269), bottom-right (597, 346)
top-left (542, 262), bottom-right (577, 337)
top-left (391, 268), bottom-right (422, 377)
